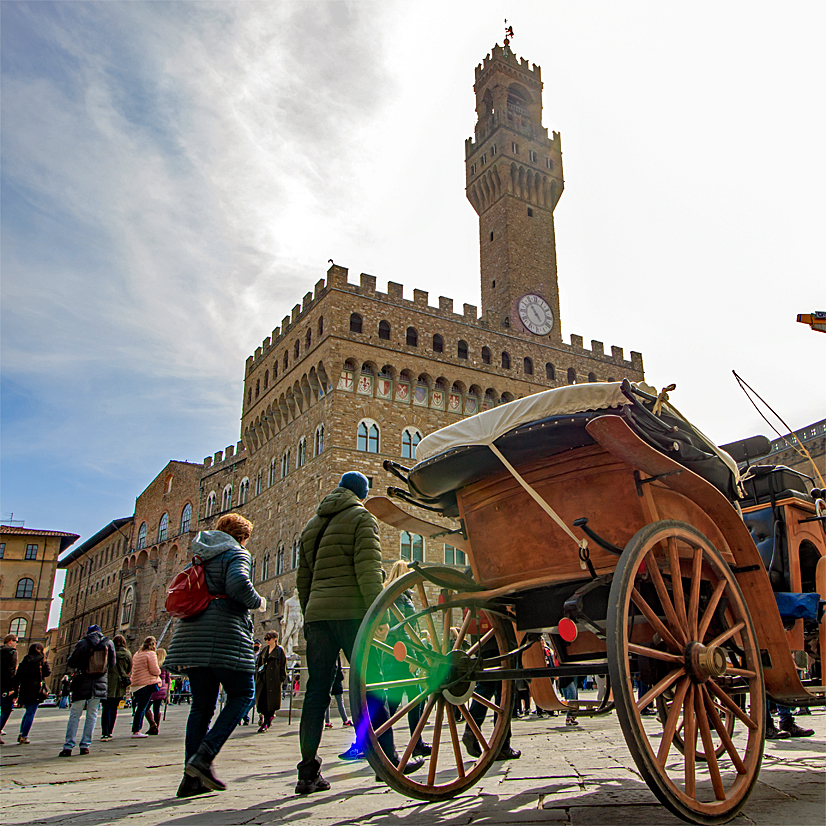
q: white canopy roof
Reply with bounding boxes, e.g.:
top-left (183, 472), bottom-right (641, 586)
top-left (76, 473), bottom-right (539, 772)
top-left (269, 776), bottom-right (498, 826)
top-left (416, 382), bottom-right (635, 463)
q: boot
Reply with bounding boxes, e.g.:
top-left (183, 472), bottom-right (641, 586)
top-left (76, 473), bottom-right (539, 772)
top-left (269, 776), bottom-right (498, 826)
top-left (295, 756), bottom-right (331, 795)
top-left (185, 746), bottom-right (226, 791)
top-left (765, 721), bottom-right (790, 740)
top-left (779, 718), bottom-right (814, 737)
top-left (176, 774), bottom-right (212, 798)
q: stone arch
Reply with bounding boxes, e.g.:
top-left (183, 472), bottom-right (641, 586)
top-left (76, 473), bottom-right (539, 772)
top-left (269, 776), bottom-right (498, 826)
top-left (148, 547), bottom-right (159, 563)
top-left (416, 372), bottom-right (433, 388)
top-left (137, 550), bottom-right (148, 568)
top-left (379, 363), bottom-right (397, 380)
top-left (451, 379), bottom-right (467, 394)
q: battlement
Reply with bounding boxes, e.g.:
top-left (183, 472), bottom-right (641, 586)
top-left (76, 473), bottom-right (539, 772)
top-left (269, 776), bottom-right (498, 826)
top-left (475, 44), bottom-right (541, 84)
top-left (245, 263), bottom-right (642, 375)
top-left (202, 440), bottom-right (246, 470)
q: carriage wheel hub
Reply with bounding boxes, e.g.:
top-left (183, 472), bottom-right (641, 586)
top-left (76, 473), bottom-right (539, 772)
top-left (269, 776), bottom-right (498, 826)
top-left (685, 641), bottom-right (727, 682)
top-left (440, 650), bottom-right (477, 705)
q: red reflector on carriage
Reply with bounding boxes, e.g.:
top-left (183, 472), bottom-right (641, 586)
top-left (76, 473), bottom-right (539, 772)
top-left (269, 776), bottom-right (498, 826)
top-left (558, 617), bottom-right (578, 642)
top-left (393, 641), bottom-right (408, 662)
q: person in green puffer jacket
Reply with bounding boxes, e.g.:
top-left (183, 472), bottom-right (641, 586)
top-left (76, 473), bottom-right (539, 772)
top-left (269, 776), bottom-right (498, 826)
top-left (295, 472), bottom-right (424, 794)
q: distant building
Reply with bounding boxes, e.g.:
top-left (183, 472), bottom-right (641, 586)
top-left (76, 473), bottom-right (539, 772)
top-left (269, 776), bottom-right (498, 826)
top-left (0, 525), bottom-right (78, 653)
top-left (763, 419), bottom-right (825, 482)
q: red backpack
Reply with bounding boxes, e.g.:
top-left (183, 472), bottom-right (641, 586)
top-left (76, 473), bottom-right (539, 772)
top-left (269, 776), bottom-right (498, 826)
top-left (165, 556), bottom-right (226, 619)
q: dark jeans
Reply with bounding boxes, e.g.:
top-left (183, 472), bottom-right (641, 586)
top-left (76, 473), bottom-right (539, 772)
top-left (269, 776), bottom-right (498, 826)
top-left (20, 703), bottom-right (39, 737)
top-left (131, 685), bottom-right (156, 733)
top-left (386, 656), bottom-right (423, 742)
top-left (0, 694), bottom-right (15, 731)
top-left (184, 667), bottom-right (255, 762)
top-left (101, 698), bottom-right (119, 737)
top-left (466, 675), bottom-right (513, 750)
top-left (299, 619), bottom-right (394, 779)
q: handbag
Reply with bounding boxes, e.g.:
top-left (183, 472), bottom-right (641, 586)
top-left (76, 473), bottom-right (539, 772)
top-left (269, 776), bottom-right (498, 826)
top-left (36, 661), bottom-right (49, 703)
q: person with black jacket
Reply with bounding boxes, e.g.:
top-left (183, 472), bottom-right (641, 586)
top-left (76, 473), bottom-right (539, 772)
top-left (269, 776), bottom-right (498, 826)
top-left (59, 625), bottom-right (115, 756)
top-left (0, 634), bottom-right (19, 744)
top-left (14, 643), bottom-right (50, 744)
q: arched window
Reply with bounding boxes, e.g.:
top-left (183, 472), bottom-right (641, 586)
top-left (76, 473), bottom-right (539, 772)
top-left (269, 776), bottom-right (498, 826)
top-left (357, 420), bottom-right (380, 453)
top-left (206, 492), bottom-right (216, 518)
top-left (432, 334), bottom-right (444, 353)
top-left (263, 370), bottom-right (269, 390)
top-left (158, 513), bottom-right (169, 543)
top-left (406, 327), bottom-right (418, 347)
top-left (292, 537), bottom-right (300, 569)
top-left (269, 458), bottom-right (277, 487)
top-left (293, 340), bottom-right (300, 360)
top-left (283, 351), bottom-right (289, 371)
top-left (523, 357), bottom-right (533, 375)
top-left (400, 532), bottom-right (424, 562)
top-left (281, 450), bottom-right (291, 478)
top-left (481, 346), bottom-right (491, 365)
top-left (318, 316), bottom-right (324, 336)
top-left (9, 617), bottom-right (28, 637)
top-left (180, 503), bottom-right (192, 534)
top-left (588, 372), bottom-right (597, 383)
top-left (15, 578), bottom-right (34, 599)
top-left (546, 363), bottom-right (555, 381)
top-left (238, 478), bottom-right (250, 506)
top-left (379, 320), bottom-right (391, 340)
top-left (315, 425), bottom-right (324, 457)
top-left (120, 585), bottom-right (135, 625)
top-left (137, 522), bottom-right (147, 550)
top-left (458, 340), bottom-right (469, 359)
top-left (306, 329), bottom-right (312, 350)
top-left (222, 484), bottom-right (233, 511)
top-left (255, 379), bottom-right (260, 398)
top-left (402, 427), bottom-right (422, 460)
top-left (350, 313), bottom-right (363, 333)
top-left (501, 351), bottom-right (511, 369)
top-left (262, 550), bottom-right (270, 582)
top-left (567, 368), bottom-right (577, 384)
top-left (247, 388), bottom-right (252, 405)
top-left (255, 471), bottom-right (263, 496)
top-left (273, 360), bottom-right (278, 379)
top-left (297, 437), bottom-right (307, 468)
top-left (274, 545), bottom-right (283, 576)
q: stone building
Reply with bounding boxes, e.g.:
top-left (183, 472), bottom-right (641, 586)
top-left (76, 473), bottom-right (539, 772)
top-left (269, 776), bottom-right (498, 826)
top-left (0, 525), bottom-right (78, 657)
top-left (763, 419), bottom-right (826, 482)
top-left (197, 42), bottom-right (644, 639)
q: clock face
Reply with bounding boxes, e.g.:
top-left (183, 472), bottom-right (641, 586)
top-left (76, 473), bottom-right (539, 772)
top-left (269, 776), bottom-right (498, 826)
top-left (517, 293), bottom-right (554, 335)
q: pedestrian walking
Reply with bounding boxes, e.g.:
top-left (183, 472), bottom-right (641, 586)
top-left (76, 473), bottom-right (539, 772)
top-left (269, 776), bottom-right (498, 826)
top-left (165, 512), bottom-right (265, 798)
top-left (255, 631), bottom-right (287, 732)
top-left (13, 643), bottom-right (50, 744)
top-left (145, 649), bottom-right (172, 735)
top-left (0, 633), bottom-right (19, 744)
top-left (100, 634), bottom-right (132, 740)
top-left (239, 640), bottom-right (261, 727)
top-left (295, 471), bottom-right (422, 795)
top-left (129, 637), bottom-right (162, 737)
top-left (59, 675), bottom-right (72, 709)
top-left (59, 625), bottom-right (115, 756)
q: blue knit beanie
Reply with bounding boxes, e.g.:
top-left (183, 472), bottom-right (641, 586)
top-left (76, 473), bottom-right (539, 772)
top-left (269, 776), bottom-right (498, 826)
top-left (339, 471), bottom-right (369, 500)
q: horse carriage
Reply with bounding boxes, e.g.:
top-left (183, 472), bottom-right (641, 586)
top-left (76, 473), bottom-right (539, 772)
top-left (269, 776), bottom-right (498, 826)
top-left (349, 380), bottom-right (826, 825)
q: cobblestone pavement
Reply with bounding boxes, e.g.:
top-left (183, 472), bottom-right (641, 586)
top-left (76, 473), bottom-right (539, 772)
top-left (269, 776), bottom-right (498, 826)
top-left (1, 701), bottom-right (823, 826)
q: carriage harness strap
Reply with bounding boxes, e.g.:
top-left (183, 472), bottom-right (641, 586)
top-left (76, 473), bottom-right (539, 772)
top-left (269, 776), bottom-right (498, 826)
top-left (487, 443), bottom-right (594, 575)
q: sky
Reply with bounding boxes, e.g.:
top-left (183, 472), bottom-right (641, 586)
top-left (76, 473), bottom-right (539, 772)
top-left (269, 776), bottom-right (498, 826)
top-left (1, 2), bottom-right (823, 628)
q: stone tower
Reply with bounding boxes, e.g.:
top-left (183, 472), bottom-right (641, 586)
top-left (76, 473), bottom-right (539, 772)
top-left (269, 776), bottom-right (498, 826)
top-left (466, 44), bottom-right (564, 341)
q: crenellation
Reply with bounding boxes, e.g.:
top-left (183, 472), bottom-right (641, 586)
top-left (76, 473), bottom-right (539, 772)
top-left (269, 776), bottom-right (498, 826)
top-left (326, 264), bottom-right (349, 287)
top-left (570, 334), bottom-right (583, 350)
top-left (360, 273), bottom-right (376, 293)
top-left (314, 278), bottom-right (325, 298)
top-left (464, 303), bottom-right (478, 321)
top-left (439, 296), bottom-right (454, 314)
top-left (591, 340), bottom-right (604, 356)
top-left (225, 445), bottom-right (235, 460)
top-left (272, 327), bottom-right (280, 342)
top-left (203, 456), bottom-right (213, 468)
top-left (282, 315), bottom-right (290, 332)
top-left (302, 292), bottom-right (312, 311)
top-left (413, 289), bottom-right (428, 307)
top-left (387, 281), bottom-right (403, 300)
top-left (213, 450), bottom-right (223, 465)
top-left (631, 351), bottom-right (643, 371)
top-left (291, 304), bottom-right (301, 323)
top-left (254, 346), bottom-right (262, 360)
top-left (611, 346), bottom-right (625, 362)
top-left (262, 337), bottom-right (271, 351)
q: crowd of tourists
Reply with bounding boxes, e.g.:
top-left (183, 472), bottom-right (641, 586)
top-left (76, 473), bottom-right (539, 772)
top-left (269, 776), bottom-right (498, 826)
top-left (0, 470), bottom-right (817, 797)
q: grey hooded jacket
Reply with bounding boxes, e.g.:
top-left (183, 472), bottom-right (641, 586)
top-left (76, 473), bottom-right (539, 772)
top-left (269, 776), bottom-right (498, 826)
top-left (164, 530), bottom-right (263, 673)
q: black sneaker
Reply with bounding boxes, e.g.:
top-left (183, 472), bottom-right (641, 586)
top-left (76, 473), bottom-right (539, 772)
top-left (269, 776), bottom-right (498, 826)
top-left (461, 731), bottom-right (482, 758)
top-left (58, 749), bottom-right (72, 757)
top-left (780, 720), bottom-right (814, 737)
top-left (765, 725), bottom-right (791, 740)
top-left (295, 775), bottom-right (331, 795)
top-left (495, 746), bottom-right (521, 760)
top-left (79, 747), bottom-right (90, 755)
top-left (176, 774), bottom-right (212, 798)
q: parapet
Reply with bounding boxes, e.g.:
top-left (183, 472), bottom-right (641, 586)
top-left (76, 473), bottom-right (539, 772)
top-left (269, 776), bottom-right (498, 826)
top-left (475, 44), bottom-right (542, 85)
top-left (203, 441), bottom-right (247, 470)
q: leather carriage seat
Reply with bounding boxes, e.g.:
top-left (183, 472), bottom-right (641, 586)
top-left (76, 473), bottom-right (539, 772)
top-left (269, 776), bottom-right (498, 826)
top-left (742, 506), bottom-right (787, 591)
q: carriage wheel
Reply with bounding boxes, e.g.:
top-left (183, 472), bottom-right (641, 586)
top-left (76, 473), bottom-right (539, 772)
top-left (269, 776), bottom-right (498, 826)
top-left (656, 688), bottom-right (739, 762)
top-left (349, 565), bottom-right (515, 801)
top-left (607, 521), bottom-right (765, 825)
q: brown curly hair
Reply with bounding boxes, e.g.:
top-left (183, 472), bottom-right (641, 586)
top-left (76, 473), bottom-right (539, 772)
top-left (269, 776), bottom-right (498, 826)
top-left (215, 512), bottom-right (253, 543)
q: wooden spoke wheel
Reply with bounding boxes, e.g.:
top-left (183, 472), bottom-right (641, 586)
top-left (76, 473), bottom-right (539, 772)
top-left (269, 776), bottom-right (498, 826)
top-left (656, 689), bottom-right (739, 762)
top-left (607, 521), bottom-right (765, 825)
top-left (349, 565), bottom-right (515, 801)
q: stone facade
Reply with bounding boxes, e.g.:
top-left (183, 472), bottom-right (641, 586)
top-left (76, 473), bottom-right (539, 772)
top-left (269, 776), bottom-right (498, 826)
top-left (0, 526), bottom-right (78, 663)
top-left (762, 419), bottom-right (826, 482)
